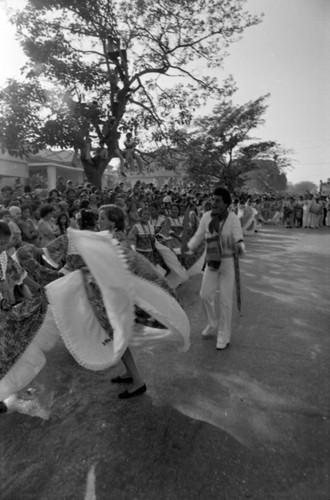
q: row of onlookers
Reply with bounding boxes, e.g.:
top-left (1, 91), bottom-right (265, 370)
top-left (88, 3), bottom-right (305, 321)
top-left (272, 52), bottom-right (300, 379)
top-left (0, 180), bottom-right (329, 257)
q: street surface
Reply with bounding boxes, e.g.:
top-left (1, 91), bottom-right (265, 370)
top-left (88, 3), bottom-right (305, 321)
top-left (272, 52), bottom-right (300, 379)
top-left (1, 226), bottom-right (329, 500)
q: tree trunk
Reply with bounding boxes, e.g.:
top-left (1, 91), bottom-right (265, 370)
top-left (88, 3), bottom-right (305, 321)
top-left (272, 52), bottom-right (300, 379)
top-left (79, 123), bottom-right (123, 189)
top-left (81, 158), bottom-right (109, 190)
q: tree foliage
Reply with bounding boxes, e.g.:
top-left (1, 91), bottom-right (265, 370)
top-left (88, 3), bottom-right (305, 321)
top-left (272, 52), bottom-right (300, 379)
top-left (243, 160), bottom-right (288, 193)
top-left (183, 95), bottom-right (291, 191)
top-left (287, 181), bottom-right (318, 196)
top-left (0, 0), bottom-right (260, 187)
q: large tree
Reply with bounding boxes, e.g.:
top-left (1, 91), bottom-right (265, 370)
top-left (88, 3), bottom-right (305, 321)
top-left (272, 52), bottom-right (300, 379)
top-left (183, 95), bottom-right (291, 191)
top-left (287, 181), bottom-right (318, 196)
top-left (243, 159), bottom-right (288, 193)
top-left (0, 0), bottom-right (260, 188)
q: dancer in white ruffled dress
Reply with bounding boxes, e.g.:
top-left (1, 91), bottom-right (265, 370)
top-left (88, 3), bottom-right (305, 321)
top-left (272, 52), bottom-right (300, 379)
top-left (0, 210), bottom-right (190, 411)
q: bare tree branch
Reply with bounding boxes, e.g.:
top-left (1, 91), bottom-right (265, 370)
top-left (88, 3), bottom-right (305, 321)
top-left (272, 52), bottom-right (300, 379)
top-left (169, 65), bottom-right (213, 88)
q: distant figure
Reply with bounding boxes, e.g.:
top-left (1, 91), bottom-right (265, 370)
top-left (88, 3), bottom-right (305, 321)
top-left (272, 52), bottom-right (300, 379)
top-left (106, 36), bottom-right (127, 81)
top-left (102, 116), bottom-right (125, 176)
top-left (124, 133), bottom-right (143, 172)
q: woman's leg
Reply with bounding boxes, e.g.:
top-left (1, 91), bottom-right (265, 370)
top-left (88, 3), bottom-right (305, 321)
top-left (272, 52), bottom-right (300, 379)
top-left (121, 348), bottom-right (145, 392)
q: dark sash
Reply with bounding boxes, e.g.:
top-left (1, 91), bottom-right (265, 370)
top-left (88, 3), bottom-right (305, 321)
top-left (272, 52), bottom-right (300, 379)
top-left (233, 244), bottom-right (242, 313)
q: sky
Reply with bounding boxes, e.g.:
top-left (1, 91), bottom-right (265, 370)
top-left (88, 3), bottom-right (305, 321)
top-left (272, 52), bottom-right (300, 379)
top-left (0, 0), bottom-right (329, 186)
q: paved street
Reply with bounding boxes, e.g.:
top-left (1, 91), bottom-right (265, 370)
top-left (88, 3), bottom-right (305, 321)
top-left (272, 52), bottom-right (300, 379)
top-left (1, 226), bottom-right (329, 500)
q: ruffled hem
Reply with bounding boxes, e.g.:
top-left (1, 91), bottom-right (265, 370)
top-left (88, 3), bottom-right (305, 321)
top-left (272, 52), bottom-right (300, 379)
top-left (129, 325), bottom-right (187, 351)
top-left (127, 274), bottom-right (190, 352)
top-left (42, 248), bottom-right (60, 269)
top-left (0, 308), bottom-right (59, 401)
top-left (47, 229), bottom-right (135, 371)
top-left (155, 241), bottom-right (188, 281)
top-left (72, 229), bottom-right (190, 353)
top-left (46, 270), bottom-right (132, 371)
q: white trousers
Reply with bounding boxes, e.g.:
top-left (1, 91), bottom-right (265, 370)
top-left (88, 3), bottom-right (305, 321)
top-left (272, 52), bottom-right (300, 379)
top-left (309, 213), bottom-right (319, 228)
top-left (303, 211), bottom-right (310, 228)
top-left (200, 257), bottom-right (235, 344)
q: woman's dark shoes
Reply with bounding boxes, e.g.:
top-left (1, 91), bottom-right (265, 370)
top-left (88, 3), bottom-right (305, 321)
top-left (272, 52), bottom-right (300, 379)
top-left (0, 401), bottom-right (8, 414)
top-left (118, 384), bottom-right (147, 399)
top-left (111, 376), bottom-right (133, 384)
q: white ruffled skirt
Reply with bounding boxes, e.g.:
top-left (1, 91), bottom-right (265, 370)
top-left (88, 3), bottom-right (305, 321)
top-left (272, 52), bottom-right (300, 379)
top-left (0, 230), bottom-right (190, 401)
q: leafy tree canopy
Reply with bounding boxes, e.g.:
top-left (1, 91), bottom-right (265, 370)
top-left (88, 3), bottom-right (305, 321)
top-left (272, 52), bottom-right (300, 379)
top-left (287, 181), bottom-right (318, 196)
top-left (183, 94), bottom-right (292, 191)
top-left (243, 160), bottom-right (288, 193)
top-left (0, 0), bottom-right (260, 187)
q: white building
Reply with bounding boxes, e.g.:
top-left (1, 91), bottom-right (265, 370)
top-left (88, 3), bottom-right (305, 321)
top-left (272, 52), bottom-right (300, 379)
top-left (0, 149), bottom-right (84, 189)
top-left (0, 148), bottom-right (186, 190)
top-left (0, 150), bottom-right (29, 188)
top-left (28, 150), bottom-right (84, 188)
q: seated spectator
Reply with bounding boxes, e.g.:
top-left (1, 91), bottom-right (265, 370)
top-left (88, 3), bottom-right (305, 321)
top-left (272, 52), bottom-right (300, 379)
top-left (69, 207), bottom-right (80, 229)
top-left (55, 212), bottom-right (70, 235)
top-left (89, 193), bottom-right (100, 211)
top-left (65, 187), bottom-right (77, 208)
top-left (17, 204), bottom-right (40, 246)
top-left (38, 204), bottom-right (57, 246)
top-left (58, 200), bottom-right (69, 213)
top-left (1, 207), bottom-right (22, 255)
top-left (48, 189), bottom-right (60, 204)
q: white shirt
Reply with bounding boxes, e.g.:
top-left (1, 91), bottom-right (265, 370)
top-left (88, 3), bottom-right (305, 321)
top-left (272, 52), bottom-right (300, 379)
top-left (188, 211), bottom-right (244, 257)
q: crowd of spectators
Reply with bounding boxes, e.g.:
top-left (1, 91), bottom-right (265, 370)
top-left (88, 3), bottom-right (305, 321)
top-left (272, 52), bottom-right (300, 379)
top-left (0, 177), bottom-right (329, 255)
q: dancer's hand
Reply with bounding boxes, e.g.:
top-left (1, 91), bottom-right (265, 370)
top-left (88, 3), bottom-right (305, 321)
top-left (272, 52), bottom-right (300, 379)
top-left (237, 241), bottom-right (245, 255)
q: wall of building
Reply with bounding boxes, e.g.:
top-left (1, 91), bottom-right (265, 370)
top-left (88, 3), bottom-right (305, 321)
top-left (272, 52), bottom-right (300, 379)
top-left (0, 151), bottom-right (29, 188)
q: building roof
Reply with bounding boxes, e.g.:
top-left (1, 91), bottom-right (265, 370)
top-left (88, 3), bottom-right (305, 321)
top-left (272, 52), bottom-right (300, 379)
top-left (28, 149), bottom-right (76, 167)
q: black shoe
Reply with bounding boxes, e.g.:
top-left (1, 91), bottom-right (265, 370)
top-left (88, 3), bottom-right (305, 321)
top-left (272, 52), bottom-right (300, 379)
top-left (111, 376), bottom-right (133, 384)
top-left (0, 401), bottom-right (8, 414)
top-left (118, 384), bottom-right (147, 399)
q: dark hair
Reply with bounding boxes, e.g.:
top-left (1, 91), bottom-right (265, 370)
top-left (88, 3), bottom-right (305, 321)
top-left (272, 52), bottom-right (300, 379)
top-left (0, 220), bottom-right (11, 238)
top-left (99, 204), bottom-right (126, 231)
top-left (49, 189), bottom-right (59, 197)
top-left (39, 204), bottom-right (55, 218)
top-left (213, 187), bottom-right (231, 206)
top-left (20, 204), bottom-right (32, 213)
top-left (69, 207), bottom-right (79, 218)
top-left (56, 211), bottom-right (69, 226)
top-left (107, 192), bottom-right (118, 204)
top-left (78, 209), bottom-right (98, 230)
top-left (80, 200), bottom-right (90, 209)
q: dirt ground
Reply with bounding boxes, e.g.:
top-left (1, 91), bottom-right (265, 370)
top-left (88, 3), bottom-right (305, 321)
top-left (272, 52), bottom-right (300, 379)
top-left (0, 226), bottom-right (329, 500)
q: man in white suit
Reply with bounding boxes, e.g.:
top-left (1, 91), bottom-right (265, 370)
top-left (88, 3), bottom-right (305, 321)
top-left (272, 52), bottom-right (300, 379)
top-left (186, 187), bottom-right (245, 350)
